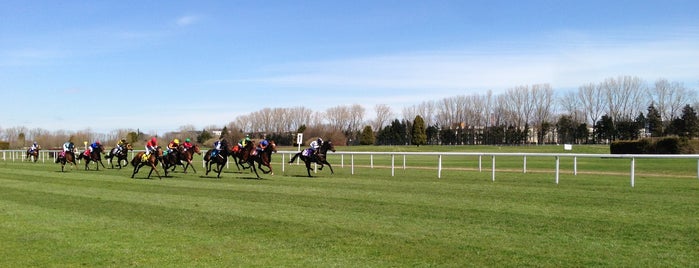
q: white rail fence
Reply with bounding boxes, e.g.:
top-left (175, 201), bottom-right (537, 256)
top-left (4, 149), bottom-right (698, 188)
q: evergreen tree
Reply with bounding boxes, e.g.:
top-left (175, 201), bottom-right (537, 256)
top-left (595, 115), bottom-right (615, 142)
top-left (680, 104), bottom-right (698, 138)
top-left (411, 115), bottom-right (427, 147)
top-left (197, 129), bottom-right (212, 144)
top-left (359, 126), bottom-right (375, 145)
top-left (646, 105), bottom-right (663, 137)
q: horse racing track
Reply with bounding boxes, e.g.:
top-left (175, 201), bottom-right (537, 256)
top-left (0, 160), bottom-right (697, 266)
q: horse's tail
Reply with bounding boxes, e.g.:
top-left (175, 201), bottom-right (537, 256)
top-left (288, 152), bottom-right (300, 163)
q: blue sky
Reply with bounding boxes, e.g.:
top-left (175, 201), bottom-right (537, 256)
top-left (2, 0), bottom-right (698, 134)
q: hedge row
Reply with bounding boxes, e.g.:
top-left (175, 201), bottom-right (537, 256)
top-left (610, 137), bottom-right (699, 154)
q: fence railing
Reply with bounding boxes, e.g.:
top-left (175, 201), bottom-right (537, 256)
top-left (274, 151), bottom-right (699, 188)
top-left (4, 149), bottom-right (698, 188)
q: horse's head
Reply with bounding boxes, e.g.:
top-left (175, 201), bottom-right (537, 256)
top-left (322, 140), bottom-right (336, 153)
top-left (126, 143), bottom-right (133, 150)
top-left (269, 140), bottom-right (277, 153)
top-left (193, 144), bottom-right (202, 155)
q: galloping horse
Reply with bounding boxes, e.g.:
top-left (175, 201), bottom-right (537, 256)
top-left (173, 144), bottom-right (201, 173)
top-left (288, 140), bottom-right (336, 177)
top-left (105, 143), bottom-right (133, 169)
top-left (55, 150), bottom-right (77, 172)
top-left (248, 140), bottom-right (277, 175)
top-left (204, 139), bottom-right (232, 178)
top-left (130, 146), bottom-right (163, 179)
top-left (76, 144), bottom-right (106, 170)
top-left (26, 146), bottom-right (40, 162)
top-left (230, 141), bottom-right (254, 171)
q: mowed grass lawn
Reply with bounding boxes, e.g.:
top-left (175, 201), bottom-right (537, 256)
top-left (1, 145), bottom-right (697, 267)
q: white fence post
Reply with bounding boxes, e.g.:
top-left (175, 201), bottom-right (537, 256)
top-left (631, 157), bottom-right (636, 187)
top-left (555, 156), bottom-right (560, 185)
top-left (438, 154), bottom-right (442, 179)
top-left (523, 155), bottom-right (527, 174)
top-left (491, 156), bottom-right (495, 182)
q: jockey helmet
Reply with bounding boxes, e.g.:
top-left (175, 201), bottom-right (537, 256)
top-left (174, 139), bottom-right (180, 144)
top-left (33, 141), bottom-right (37, 145)
top-left (317, 138), bottom-right (323, 143)
top-left (121, 138), bottom-right (126, 142)
top-left (185, 138), bottom-right (191, 142)
top-left (260, 140), bottom-right (269, 146)
top-left (151, 137), bottom-right (157, 143)
top-left (96, 140), bottom-right (101, 145)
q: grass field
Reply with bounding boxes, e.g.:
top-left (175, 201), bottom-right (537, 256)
top-left (1, 145), bottom-right (697, 266)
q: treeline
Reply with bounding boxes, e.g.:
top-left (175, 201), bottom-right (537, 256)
top-left (1, 75), bottom-right (696, 149)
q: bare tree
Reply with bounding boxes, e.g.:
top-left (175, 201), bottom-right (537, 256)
top-left (348, 104), bottom-right (365, 133)
top-left (601, 75), bottom-right (647, 121)
top-left (578, 82), bottom-right (606, 127)
top-left (531, 84), bottom-right (555, 144)
top-left (372, 104), bottom-right (393, 131)
top-left (505, 85), bottom-right (534, 127)
top-left (559, 90), bottom-right (585, 123)
top-left (651, 79), bottom-right (695, 121)
top-left (325, 105), bottom-right (351, 132)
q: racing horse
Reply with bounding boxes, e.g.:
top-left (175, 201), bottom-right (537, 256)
top-left (171, 144), bottom-right (201, 174)
top-left (55, 150), bottom-right (77, 172)
top-left (26, 146), bottom-right (40, 162)
top-left (248, 140), bottom-right (277, 175)
top-left (76, 143), bottom-right (106, 170)
top-left (204, 139), bottom-right (233, 178)
top-left (105, 143), bottom-right (133, 169)
top-left (230, 141), bottom-right (254, 171)
top-left (130, 146), bottom-right (163, 179)
top-left (288, 140), bottom-right (336, 177)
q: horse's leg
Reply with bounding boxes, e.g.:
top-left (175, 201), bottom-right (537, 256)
top-left (324, 161), bottom-right (334, 174)
top-left (251, 162), bottom-right (260, 179)
top-left (131, 164), bottom-right (140, 178)
top-left (216, 162), bottom-right (223, 178)
top-left (305, 159), bottom-right (313, 177)
top-left (150, 161), bottom-right (162, 179)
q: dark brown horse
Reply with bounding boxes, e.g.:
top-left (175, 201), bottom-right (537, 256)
top-left (288, 140), bottom-right (336, 177)
top-left (105, 143), bottom-right (133, 169)
top-left (204, 139), bottom-right (232, 178)
top-left (26, 146), bottom-right (40, 162)
top-left (55, 150), bottom-right (77, 172)
top-left (130, 146), bottom-right (163, 179)
top-left (76, 143), bottom-right (106, 170)
top-left (248, 140), bottom-right (277, 175)
top-left (173, 144), bottom-right (201, 173)
top-left (230, 141), bottom-right (254, 171)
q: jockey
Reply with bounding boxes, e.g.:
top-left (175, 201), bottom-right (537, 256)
top-left (62, 141), bottom-right (75, 158)
top-left (145, 137), bottom-right (157, 156)
top-left (259, 139), bottom-right (269, 150)
top-left (212, 138), bottom-right (224, 157)
top-left (167, 139), bottom-right (180, 155)
top-left (29, 141), bottom-right (39, 153)
top-left (87, 140), bottom-right (101, 155)
top-left (62, 141), bottom-right (75, 153)
top-left (115, 138), bottom-right (127, 154)
top-left (257, 139), bottom-right (269, 154)
top-left (239, 135), bottom-right (251, 148)
top-left (309, 138), bottom-right (322, 154)
top-left (182, 138), bottom-right (193, 150)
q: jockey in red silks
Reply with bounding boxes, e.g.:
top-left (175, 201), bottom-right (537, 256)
top-left (145, 137), bottom-right (158, 156)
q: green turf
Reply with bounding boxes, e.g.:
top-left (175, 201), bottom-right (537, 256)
top-left (0, 146), bottom-right (697, 266)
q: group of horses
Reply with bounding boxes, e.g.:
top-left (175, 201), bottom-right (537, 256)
top-left (39, 138), bottom-right (336, 179)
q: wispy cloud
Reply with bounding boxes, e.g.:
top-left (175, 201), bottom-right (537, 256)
top-left (176, 15), bottom-right (200, 27)
top-left (234, 35), bottom-right (699, 94)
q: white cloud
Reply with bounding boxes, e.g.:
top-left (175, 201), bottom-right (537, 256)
top-left (176, 15), bottom-right (199, 26)
top-left (240, 35), bottom-right (699, 94)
